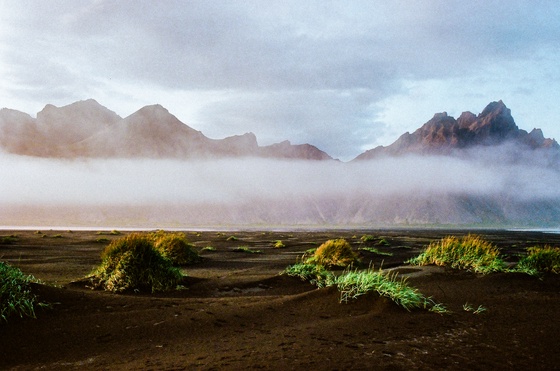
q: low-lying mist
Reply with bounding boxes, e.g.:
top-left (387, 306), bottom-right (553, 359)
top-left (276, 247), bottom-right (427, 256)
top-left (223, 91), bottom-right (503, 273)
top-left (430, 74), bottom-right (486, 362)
top-left (1, 152), bottom-right (559, 228)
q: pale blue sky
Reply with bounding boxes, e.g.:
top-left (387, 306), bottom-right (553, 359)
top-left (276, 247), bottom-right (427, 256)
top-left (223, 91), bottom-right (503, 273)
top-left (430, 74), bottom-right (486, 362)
top-left (1, 0), bottom-right (559, 160)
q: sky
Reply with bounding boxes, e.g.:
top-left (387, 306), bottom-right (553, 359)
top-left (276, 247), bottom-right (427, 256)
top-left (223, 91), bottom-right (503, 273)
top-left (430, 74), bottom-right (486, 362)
top-left (0, 0), bottom-right (559, 161)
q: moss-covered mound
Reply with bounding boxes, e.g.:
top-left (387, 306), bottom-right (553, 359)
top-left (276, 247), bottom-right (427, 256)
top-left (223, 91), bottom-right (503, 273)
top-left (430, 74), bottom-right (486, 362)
top-left (87, 234), bottom-right (183, 293)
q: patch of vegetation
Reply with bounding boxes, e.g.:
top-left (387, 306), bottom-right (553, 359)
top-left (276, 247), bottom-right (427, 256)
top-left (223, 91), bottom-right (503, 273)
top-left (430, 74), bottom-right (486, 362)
top-left (358, 247), bottom-right (393, 256)
top-left (0, 261), bottom-right (48, 322)
top-left (232, 246), bottom-right (262, 254)
top-left (150, 231), bottom-right (201, 265)
top-left (283, 263), bottom-right (335, 287)
top-left (377, 238), bottom-right (390, 246)
top-left (360, 235), bottom-right (375, 242)
top-left (86, 234), bottom-right (183, 293)
top-left (463, 303), bottom-right (487, 314)
top-left (360, 235), bottom-right (390, 246)
top-left (95, 238), bottom-right (111, 243)
top-left (201, 246), bottom-right (216, 252)
top-left (0, 235), bottom-right (18, 245)
top-left (515, 246), bottom-right (560, 276)
top-left (273, 240), bottom-right (285, 248)
top-left (407, 234), bottom-right (506, 274)
top-left (282, 263), bottom-right (446, 313)
top-left (336, 267), bottom-right (447, 313)
top-left (226, 235), bottom-right (238, 241)
top-left (305, 239), bottom-right (360, 268)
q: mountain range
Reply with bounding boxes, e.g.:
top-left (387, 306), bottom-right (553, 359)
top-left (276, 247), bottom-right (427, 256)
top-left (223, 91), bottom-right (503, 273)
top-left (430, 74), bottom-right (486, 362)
top-left (1, 99), bottom-right (559, 228)
top-left (0, 100), bottom-right (331, 160)
top-left (0, 99), bottom-right (558, 161)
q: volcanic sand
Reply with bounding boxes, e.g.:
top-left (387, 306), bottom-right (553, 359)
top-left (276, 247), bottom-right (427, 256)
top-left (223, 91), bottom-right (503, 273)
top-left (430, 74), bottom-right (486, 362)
top-left (1, 229), bottom-right (559, 370)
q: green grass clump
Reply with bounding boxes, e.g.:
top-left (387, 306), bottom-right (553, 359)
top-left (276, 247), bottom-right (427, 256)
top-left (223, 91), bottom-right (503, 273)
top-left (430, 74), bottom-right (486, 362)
top-left (358, 247), bottom-right (393, 256)
top-left (305, 239), bottom-right (360, 268)
top-left (273, 240), bottom-right (285, 248)
top-left (407, 234), bottom-right (505, 274)
top-left (1, 262), bottom-right (48, 322)
top-left (360, 235), bottom-right (375, 242)
top-left (87, 234), bottom-right (183, 293)
top-left (150, 231), bottom-right (201, 265)
top-left (283, 263), bottom-right (335, 287)
top-left (515, 246), bottom-right (560, 276)
top-left (335, 267), bottom-right (446, 312)
top-left (463, 303), bottom-right (487, 314)
top-left (232, 246), bottom-right (262, 254)
top-left (283, 263), bottom-right (446, 313)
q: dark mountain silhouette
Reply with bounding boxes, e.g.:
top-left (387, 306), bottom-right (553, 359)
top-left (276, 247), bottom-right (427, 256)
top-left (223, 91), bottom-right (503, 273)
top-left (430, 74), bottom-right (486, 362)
top-left (354, 100), bottom-right (559, 161)
top-left (0, 100), bottom-right (332, 160)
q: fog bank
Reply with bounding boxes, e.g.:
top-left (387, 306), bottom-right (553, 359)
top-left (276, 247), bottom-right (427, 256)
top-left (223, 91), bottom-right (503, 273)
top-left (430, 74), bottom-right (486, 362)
top-left (1, 153), bottom-right (559, 228)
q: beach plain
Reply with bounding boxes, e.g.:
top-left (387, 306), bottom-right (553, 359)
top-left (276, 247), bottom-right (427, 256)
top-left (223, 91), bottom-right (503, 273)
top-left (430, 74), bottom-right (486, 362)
top-left (1, 228), bottom-right (559, 370)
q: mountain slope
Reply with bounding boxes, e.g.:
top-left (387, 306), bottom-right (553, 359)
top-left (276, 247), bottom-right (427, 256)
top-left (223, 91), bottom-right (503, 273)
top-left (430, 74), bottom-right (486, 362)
top-left (0, 100), bottom-right (332, 160)
top-left (355, 100), bottom-right (559, 161)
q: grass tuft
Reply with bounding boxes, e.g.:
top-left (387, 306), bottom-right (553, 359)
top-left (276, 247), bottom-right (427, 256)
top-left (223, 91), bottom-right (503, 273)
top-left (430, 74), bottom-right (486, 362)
top-left (0, 261), bottom-right (48, 322)
top-left (335, 267), bottom-right (447, 312)
top-left (283, 262), bottom-right (335, 287)
top-left (87, 234), bottom-right (183, 293)
top-left (515, 246), bottom-right (560, 276)
top-left (273, 240), bottom-right (285, 248)
top-left (232, 246), bottom-right (262, 254)
top-left (150, 231), bottom-right (201, 265)
top-left (305, 239), bottom-right (360, 268)
top-left (358, 247), bottom-right (393, 256)
top-left (283, 263), bottom-right (447, 313)
top-left (407, 234), bottom-right (506, 274)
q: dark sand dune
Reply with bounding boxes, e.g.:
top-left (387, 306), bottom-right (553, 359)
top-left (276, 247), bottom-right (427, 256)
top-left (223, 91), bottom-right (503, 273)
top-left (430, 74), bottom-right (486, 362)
top-left (1, 229), bottom-right (559, 370)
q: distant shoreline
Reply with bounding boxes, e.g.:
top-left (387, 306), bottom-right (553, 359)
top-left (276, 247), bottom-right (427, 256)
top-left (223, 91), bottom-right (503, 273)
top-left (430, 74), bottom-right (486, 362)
top-left (1, 225), bottom-right (560, 234)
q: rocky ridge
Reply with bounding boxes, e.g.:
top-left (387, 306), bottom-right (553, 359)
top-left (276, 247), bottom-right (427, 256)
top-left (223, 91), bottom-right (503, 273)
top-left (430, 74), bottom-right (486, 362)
top-left (354, 100), bottom-right (558, 160)
top-left (0, 99), bottom-right (332, 160)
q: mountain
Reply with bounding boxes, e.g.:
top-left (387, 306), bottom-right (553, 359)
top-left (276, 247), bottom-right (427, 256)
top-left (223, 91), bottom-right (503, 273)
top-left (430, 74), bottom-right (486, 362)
top-left (0, 100), bottom-right (332, 160)
top-left (354, 100), bottom-right (559, 161)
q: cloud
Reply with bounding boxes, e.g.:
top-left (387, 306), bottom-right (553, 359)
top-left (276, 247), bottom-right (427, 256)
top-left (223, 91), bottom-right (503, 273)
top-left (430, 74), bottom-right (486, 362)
top-left (1, 1), bottom-right (560, 160)
top-left (1, 151), bottom-right (558, 228)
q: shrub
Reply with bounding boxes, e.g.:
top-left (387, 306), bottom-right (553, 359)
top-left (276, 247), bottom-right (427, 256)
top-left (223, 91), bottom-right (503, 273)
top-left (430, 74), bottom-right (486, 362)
top-left (516, 246), bottom-right (560, 276)
top-left (0, 262), bottom-right (48, 321)
top-left (305, 239), bottom-right (360, 268)
top-left (87, 234), bottom-right (183, 293)
top-left (151, 232), bottom-right (201, 265)
top-left (407, 234), bottom-right (505, 274)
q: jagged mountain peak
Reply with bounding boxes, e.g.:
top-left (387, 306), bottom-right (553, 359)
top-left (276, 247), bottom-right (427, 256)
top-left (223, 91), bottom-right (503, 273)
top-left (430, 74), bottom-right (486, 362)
top-left (355, 100), bottom-right (558, 161)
